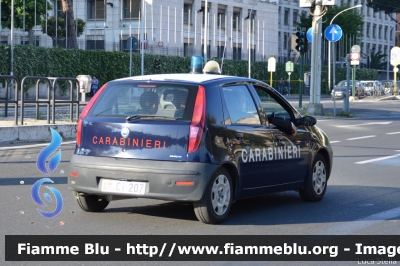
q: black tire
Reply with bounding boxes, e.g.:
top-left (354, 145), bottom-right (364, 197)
top-left (193, 168), bottom-right (233, 224)
top-left (299, 154), bottom-right (327, 202)
top-left (73, 191), bottom-right (109, 212)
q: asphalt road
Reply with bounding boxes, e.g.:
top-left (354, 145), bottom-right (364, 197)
top-left (1, 99), bottom-right (399, 266)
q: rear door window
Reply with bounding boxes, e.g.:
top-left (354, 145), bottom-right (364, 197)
top-left (222, 85), bottom-right (261, 125)
top-left (88, 82), bottom-right (196, 120)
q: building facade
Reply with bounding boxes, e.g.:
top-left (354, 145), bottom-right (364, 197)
top-left (1, 0), bottom-right (397, 67)
top-left (0, 0), bottom-right (280, 63)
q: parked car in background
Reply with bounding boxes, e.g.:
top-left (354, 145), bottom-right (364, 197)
top-left (360, 80), bottom-right (384, 96)
top-left (380, 80), bottom-right (400, 95)
top-left (331, 80), bottom-right (365, 100)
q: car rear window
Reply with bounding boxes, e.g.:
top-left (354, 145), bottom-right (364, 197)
top-left (88, 81), bottom-right (197, 120)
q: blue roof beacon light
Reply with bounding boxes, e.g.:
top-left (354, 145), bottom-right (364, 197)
top-left (190, 56), bottom-right (203, 74)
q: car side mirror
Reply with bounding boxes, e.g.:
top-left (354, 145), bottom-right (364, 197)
top-left (296, 116), bottom-right (317, 126)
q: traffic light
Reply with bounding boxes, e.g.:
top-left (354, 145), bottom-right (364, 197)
top-left (295, 31), bottom-right (305, 54)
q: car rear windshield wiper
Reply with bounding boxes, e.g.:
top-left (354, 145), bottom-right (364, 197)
top-left (126, 114), bottom-right (177, 121)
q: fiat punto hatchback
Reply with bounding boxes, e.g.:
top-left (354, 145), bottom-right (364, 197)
top-left (69, 71), bottom-right (333, 224)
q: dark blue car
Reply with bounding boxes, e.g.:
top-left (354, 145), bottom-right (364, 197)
top-left (69, 71), bottom-right (333, 224)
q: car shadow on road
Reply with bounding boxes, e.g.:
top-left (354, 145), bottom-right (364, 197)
top-left (103, 185), bottom-right (400, 225)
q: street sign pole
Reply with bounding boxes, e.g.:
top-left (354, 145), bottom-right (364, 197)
top-left (268, 57), bottom-right (276, 87)
top-left (350, 46), bottom-right (361, 101)
top-left (391, 47), bottom-right (400, 95)
top-left (394, 67), bottom-right (398, 95)
top-left (299, 53), bottom-right (303, 109)
top-left (285, 61), bottom-right (294, 96)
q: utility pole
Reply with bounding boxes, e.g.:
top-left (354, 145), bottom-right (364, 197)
top-left (308, 0), bottom-right (324, 116)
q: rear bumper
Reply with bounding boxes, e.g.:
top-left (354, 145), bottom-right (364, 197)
top-left (68, 155), bottom-right (219, 201)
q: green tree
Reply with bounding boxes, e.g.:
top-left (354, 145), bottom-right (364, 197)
top-left (61, 0), bottom-right (78, 49)
top-left (41, 16), bottom-right (85, 48)
top-left (298, 4), bottom-right (364, 61)
top-left (0, 0), bottom-right (52, 44)
top-left (298, 4), bottom-right (364, 38)
top-left (366, 0), bottom-right (400, 22)
top-left (369, 50), bottom-right (387, 70)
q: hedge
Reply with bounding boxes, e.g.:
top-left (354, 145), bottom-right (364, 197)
top-left (0, 44), bottom-right (378, 95)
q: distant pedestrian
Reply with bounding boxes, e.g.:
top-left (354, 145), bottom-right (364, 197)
top-left (278, 78), bottom-right (284, 94)
top-left (284, 80), bottom-right (289, 96)
top-left (91, 76), bottom-right (99, 96)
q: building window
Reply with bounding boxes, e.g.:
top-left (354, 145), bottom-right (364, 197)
top-left (54, 1), bottom-right (63, 18)
top-left (366, 23), bottom-right (370, 37)
top-left (88, 0), bottom-right (106, 20)
top-left (284, 33), bottom-right (288, 50)
top-left (184, 43), bottom-right (194, 57)
top-left (385, 26), bottom-right (388, 39)
top-left (246, 10), bottom-right (256, 32)
top-left (378, 25), bottom-right (382, 39)
top-left (284, 9), bottom-right (289, 26)
top-left (87, 39), bottom-right (105, 50)
top-left (184, 4), bottom-right (192, 24)
top-left (201, 2), bottom-right (211, 26)
top-left (293, 10), bottom-right (298, 26)
top-left (217, 6), bottom-right (226, 28)
top-left (201, 44), bottom-right (211, 58)
top-left (233, 46), bottom-right (241, 60)
top-left (217, 45), bottom-right (225, 58)
top-left (251, 47), bottom-right (256, 62)
top-left (233, 10), bottom-right (241, 30)
top-left (372, 24), bottom-right (376, 38)
top-left (123, 0), bottom-right (140, 19)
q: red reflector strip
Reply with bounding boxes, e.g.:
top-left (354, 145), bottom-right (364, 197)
top-left (70, 172), bottom-right (79, 177)
top-left (175, 181), bottom-right (194, 186)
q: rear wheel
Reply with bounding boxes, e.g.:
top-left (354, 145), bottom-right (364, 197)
top-left (193, 168), bottom-right (233, 224)
top-left (73, 191), bottom-right (110, 212)
top-left (299, 154), bottom-right (327, 202)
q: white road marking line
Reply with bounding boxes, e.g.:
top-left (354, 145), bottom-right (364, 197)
top-left (355, 154), bottom-right (400, 165)
top-left (386, 132), bottom-right (400, 135)
top-left (346, 135), bottom-right (376, 140)
top-left (314, 206), bottom-right (400, 235)
top-left (0, 141), bottom-right (76, 151)
top-left (337, 122), bottom-right (392, 128)
top-left (329, 141), bottom-right (341, 143)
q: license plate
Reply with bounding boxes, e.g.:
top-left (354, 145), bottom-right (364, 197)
top-left (100, 179), bottom-right (147, 195)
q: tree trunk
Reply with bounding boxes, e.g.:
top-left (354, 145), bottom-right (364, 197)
top-left (62, 0), bottom-right (77, 49)
top-left (28, 28), bottom-right (34, 45)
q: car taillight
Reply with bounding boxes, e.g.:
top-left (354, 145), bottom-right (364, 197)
top-left (188, 85), bottom-right (206, 153)
top-left (76, 83), bottom-right (108, 147)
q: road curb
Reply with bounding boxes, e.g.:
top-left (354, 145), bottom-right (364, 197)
top-left (0, 124), bottom-right (77, 144)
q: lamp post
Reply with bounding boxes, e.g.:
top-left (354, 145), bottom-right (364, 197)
top-left (387, 21), bottom-right (400, 80)
top-left (247, 0), bottom-right (267, 78)
top-left (328, 5), bottom-right (362, 94)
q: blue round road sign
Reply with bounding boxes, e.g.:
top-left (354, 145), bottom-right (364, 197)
top-left (306, 28), bottom-right (312, 43)
top-left (325, 24), bottom-right (343, 42)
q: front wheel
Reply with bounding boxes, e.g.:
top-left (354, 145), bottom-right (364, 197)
top-left (73, 191), bottom-right (110, 212)
top-left (299, 154), bottom-right (327, 202)
top-left (193, 168), bottom-right (233, 224)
